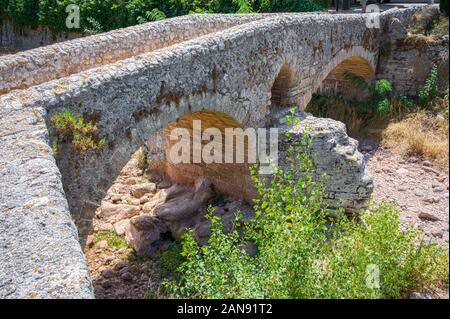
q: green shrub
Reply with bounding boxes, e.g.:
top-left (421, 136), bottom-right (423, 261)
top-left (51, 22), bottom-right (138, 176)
top-left (50, 108), bottom-right (105, 152)
top-left (259, 0), bottom-right (324, 12)
top-left (1, 0), bottom-right (324, 32)
top-left (418, 65), bottom-right (439, 107)
top-left (342, 72), bottom-right (393, 117)
top-left (163, 113), bottom-right (448, 299)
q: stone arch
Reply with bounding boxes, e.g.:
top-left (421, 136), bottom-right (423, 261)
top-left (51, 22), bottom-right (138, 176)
top-left (270, 64), bottom-right (299, 107)
top-left (151, 110), bottom-right (255, 200)
top-left (315, 48), bottom-right (377, 102)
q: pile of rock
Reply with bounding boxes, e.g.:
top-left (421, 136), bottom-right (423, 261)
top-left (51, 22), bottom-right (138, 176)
top-left (92, 157), bottom-right (252, 256)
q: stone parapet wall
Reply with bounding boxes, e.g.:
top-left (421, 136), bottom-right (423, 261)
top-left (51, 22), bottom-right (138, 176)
top-left (0, 104), bottom-right (93, 298)
top-left (0, 14), bottom-right (272, 95)
top-left (0, 19), bottom-right (82, 51)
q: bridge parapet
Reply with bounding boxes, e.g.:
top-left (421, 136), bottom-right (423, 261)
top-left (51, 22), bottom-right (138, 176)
top-left (0, 14), bottom-right (276, 95)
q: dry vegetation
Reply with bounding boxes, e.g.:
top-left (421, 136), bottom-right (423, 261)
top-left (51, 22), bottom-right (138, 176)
top-left (382, 111), bottom-right (449, 169)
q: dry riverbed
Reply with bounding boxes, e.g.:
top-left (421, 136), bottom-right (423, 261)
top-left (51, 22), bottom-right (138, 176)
top-left (85, 140), bottom-right (449, 299)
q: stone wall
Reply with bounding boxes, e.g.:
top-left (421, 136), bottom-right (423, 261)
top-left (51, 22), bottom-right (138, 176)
top-left (0, 19), bottom-right (82, 51)
top-left (0, 104), bottom-right (93, 299)
top-left (0, 14), bottom-right (271, 95)
top-left (377, 14), bottom-right (449, 95)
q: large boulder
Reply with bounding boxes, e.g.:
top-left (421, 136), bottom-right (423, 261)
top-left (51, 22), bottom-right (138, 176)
top-left (96, 202), bottom-right (141, 223)
top-left (124, 215), bottom-right (168, 257)
top-left (275, 109), bottom-right (373, 212)
top-left (125, 178), bottom-right (215, 256)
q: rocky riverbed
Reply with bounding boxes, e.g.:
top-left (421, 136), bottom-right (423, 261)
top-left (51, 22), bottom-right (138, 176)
top-left (85, 139), bottom-right (449, 299)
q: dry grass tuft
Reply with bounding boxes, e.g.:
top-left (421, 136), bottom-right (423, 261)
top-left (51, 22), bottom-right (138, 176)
top-left (407, 12), bottom-right (437, 35)
top-left (401, 34), bottom-right (439, 50)
top-left (382, 111), bottom-right (449, 168)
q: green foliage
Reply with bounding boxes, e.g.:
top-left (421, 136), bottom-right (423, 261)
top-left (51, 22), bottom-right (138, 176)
top-left (343, 72), bottom-right (370, 91)
top-left (441, 0), bottom-right (449, 17)
top-left (398, 94), bottom-right (414, 109)
top-left (372, 79), bottom-right (393, 97)
top-left (50, 108), bottom-right (105, 152)
top-left (163, 114), bottom-right (448, 299)
top-left (93, 231), bottom-right (129, 250)
top-left (51, 140), bottom-right (58, 156)
top-left (259, 0), bottom-right (325, 12)
top-left (418, 65), bottom-right (438, 107)
top-left (159, 241), bottom-right (185, 274)
top-left (343, 72), bottom-right (393, 117)
top-left (1, 0), bottom-right (325, 32)
top-left (370, 80), bottom-right (393, 116)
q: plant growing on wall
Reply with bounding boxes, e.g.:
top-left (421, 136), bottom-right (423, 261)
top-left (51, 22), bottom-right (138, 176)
top-left (343, 72), bottom-right (393, 116)
top-left (50, 108), bottom-right (105, 152)
top-left (418, 64), bottom-right (439, 107)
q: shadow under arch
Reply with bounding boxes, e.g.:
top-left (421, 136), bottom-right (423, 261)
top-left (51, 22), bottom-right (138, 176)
top-left (158, 109), bottom-right (256, 200)
top-left (318, 55), bottom-right (376, 101)
top-left (270, 63), bottom-right (299, 108)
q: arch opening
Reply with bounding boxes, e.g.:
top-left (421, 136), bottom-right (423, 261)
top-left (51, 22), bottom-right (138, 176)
top-left (270, 64), bottom-right (299, 108)
top-left (156, 110), bottom-right (255, 200)
top-left (319, 56), bottom-right (375, 101)
top-left (80, 109), bottom-right (257, 298)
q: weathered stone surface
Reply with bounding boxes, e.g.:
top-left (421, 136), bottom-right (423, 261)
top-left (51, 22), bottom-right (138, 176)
top-left (377, 8), bottom-right (448, 95)
top-left (0, 14), bottom-right (274, 94)
top-left (113, 219), bottom-right (130, 236)
top-left (98, 202), bottom-right (140, 223)
top-left (276, 109), bottom-right (373, 212)
top-left (0, 106), bottom-right (93, 298)
top-left (130, 183), bottom-right (157, 198)
top-left (124, 215), bottom-right (167, 256)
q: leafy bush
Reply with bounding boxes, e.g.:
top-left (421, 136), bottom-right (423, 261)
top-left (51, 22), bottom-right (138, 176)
top-left (370, 80), bottom-right (393, 116)
top-left (342, 72), bottom-right (393, 116)
top-left (50, 108), bottom-right (105, 152)
top-left (259, 0), bottom-right (323, 12)
top-left (163, 114), bottom-right (448, 298)
top-left (1, 0), bottom-right (326, 32)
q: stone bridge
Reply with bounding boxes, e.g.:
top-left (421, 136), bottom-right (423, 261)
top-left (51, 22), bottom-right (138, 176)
top-left (0, 6), bottom-right (434, 298)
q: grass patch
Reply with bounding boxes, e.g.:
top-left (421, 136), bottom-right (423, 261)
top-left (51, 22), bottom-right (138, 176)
top-left (407, 11), bottom-right (438, 35)
top-left (159, 241), bottom-right (185, 275)
top-left (93, 231), bottom-right (129, 250)
top-left (306, 94), bottom-right (365, 136)
top-left (133, 149), bottom-right (147, 171)
top-left (382, 111), bottom-right (449, 168)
